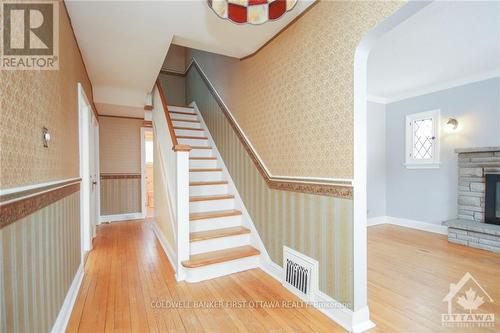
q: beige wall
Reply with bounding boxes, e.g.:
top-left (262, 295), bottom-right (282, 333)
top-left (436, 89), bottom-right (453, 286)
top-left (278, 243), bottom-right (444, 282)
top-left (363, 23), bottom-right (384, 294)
top-left (0, 3), bottom-right (94, 189)
top-left (158, 73), bottom-right (186, 106)
top-left (153, 141), bottom-right (176, 250)
top-left (162, 44), bottom-right (186, 73)
top-left (99, 116), bottom-right (142, 174)
top-left (187, 69), bottom-right (354, 307)
top-left (186, 1), bottom-right (404, 180)
top-left (1, 191), bottom-right (81, 332)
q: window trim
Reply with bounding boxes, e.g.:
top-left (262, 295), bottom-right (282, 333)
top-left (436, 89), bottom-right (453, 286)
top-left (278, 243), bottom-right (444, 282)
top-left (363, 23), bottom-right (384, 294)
top-left (404, 109), bottom-right (441, 169)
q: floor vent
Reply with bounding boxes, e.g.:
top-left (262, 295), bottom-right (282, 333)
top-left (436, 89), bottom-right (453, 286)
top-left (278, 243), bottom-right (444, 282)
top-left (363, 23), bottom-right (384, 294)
top-left (282, 246), bottom-right (318, 300)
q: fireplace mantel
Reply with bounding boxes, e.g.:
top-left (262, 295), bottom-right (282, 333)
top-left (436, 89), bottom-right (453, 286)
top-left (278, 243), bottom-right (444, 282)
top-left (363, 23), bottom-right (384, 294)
top-left (455, 146), bottom-right (500, 154)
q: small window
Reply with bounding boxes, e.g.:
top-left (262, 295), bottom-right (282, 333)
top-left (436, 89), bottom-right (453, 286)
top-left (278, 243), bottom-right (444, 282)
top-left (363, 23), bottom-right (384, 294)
top-left (405, 110), bottom-right (440, 168)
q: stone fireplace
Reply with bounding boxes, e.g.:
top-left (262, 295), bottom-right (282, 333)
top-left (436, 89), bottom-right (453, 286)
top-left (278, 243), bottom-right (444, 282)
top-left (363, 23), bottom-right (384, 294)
top-left (443, 147), bottom-right (500, 253)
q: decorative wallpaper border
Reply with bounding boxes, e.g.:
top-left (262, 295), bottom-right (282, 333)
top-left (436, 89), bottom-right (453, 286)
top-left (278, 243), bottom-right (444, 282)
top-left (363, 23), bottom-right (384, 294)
top-left (100, 173), bottom-right (141, 180)
top-left (184, 59), bottom-right (353, 199)
top-left (0, 181), bottom-right (80, 228)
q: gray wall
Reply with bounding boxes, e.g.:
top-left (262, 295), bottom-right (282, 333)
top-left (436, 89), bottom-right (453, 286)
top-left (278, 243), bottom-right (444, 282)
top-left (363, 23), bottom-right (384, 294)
top-left (367, 102), bottom-right (387, 218)
top-left (159, 73), bottom-right (186, 105)
top-left (384, 78), bottom-right (500, 224)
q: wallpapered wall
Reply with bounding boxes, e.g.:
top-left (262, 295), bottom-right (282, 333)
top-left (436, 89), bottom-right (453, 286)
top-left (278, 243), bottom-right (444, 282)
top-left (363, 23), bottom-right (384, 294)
top-left (99, 116), bottom-right (143, 215)
top-left (1, 192), bottom-right (81, 332)
top-left (99, 116), bottom-right (142, 174)
top-left (186, 1), bottom-right (404, 180)
top-left (0, 4), bottom-right (93, 189)
top-left (187, 69), bottom-right (354, 307)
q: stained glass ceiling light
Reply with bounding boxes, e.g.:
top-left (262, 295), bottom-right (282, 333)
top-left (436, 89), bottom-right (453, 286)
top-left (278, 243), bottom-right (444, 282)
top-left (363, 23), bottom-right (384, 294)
top-left (208, 0), bottom-right (298, 25)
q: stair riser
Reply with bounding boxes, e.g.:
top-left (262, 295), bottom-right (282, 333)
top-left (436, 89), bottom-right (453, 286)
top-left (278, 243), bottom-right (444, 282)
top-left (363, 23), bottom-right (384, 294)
top-left (178, 138), bottom-right (209, 146)
top-left (190, 184), bottom-right (228, 196)
top-left (189, 159), bottom-right (218, 168)
top-left (189, 171), bottom-right (222, 182)
top-left (190, 234), bottom-right (250, 255)
top-left (175, 129), bottom-right (206, 137)
top-left (190, 215), bottom-right (242, 232)
top-left (189, 198), bottom-right (235, 212)
top-left (169, 113), bottom-right (198, 121)
top-left (189, 149), bottom-right (213, 158)
top-left (183, 255), bottom-right (260, 283)
top-left (169, 106), bottom-right (195, 113)
top-left (172, 120), bottom-right (201, 129)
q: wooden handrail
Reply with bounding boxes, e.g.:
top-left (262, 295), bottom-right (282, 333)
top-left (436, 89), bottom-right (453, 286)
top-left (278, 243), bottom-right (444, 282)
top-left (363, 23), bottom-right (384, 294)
top-left (155, 79), bottom-right (191, 152)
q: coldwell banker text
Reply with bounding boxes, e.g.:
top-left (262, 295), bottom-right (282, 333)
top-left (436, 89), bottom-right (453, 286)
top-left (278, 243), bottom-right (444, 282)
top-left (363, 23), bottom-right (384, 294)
top-left (1, 1), bottom-right (59, 70)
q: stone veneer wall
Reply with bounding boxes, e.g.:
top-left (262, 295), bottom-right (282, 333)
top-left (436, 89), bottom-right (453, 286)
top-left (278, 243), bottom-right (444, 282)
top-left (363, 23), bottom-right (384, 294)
top-left (457, 148), bottom-right (500, 222)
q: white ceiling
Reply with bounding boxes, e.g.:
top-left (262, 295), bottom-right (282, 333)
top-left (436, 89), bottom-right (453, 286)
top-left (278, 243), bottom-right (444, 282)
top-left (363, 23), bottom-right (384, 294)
top-left (368, 1), bottom-right (500, 103)
top-left (65, 0), bottom-right (314, 116)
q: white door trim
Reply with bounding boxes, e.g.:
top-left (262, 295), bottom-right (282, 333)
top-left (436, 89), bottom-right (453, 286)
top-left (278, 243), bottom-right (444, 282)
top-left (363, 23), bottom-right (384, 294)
top-left (352, 2), bottom-right (431, 331)
top-left (141, 127), bottom-right (153, 218)
top-left (78, 82), bottom-right (99, 260)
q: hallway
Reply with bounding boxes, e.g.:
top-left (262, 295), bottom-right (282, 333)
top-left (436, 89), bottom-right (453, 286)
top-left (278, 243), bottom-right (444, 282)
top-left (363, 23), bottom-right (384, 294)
top-left (66, 219), bottom-right (344, 332)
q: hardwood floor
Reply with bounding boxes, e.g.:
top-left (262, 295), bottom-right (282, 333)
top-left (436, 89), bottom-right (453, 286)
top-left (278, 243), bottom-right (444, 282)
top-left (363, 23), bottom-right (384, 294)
top-left (67, 219), bottom-right (343, 332)
top-left (368, 224), bottom-right (500, 333)
top-left (67, 220), bottom-right (500, 332)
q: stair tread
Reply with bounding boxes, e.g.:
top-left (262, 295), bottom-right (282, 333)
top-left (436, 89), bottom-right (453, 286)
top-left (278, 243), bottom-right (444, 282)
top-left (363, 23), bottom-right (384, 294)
top-left (190, 194), bottom-right (234, 202)
top-left (177, 135), bottom-right (208, 140)
top-left (190, 226), bottom-right (250, 242)
top-left (189, 157), bottom-right (216, 160)
top-left (174, 127), bottom-right (204, 131)
top-left (171, 118), bottom-right (200, 123)
top-left (190, 209), bottom-right (242, 221)
top-left (169, 110), bottom-right (197, 116)
top-left (169, 105), bottom-right (194, 109)
top-left (190, 168), bottom-right (222, 172)
top-left (190, 181), bottom-right (228, 186)
top-left (189, 146), bottom-right (212, 149)
top-left (181, 245), bottom-right (260, 268)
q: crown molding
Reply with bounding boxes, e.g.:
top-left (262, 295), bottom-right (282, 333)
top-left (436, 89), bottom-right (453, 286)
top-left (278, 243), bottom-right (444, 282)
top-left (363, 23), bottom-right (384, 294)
top-left (368, 69), bottom-right (500, 104)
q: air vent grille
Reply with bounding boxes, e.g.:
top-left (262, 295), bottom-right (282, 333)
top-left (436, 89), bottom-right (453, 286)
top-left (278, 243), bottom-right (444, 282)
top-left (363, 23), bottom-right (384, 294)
top-left (282, 246), bottom-right (318, 300)
top-left (285, 259), bottom-right (309, 294)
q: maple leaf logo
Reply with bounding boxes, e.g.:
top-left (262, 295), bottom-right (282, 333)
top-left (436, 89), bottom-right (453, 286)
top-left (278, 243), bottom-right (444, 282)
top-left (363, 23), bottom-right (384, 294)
top-left (457, 288), bottom-right (484, 313)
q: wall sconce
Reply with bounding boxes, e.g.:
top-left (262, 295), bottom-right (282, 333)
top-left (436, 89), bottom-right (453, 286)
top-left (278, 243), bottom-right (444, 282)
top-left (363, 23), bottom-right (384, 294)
top-left (42, 127), bottom-right (51, 147)
top-left (444, 118), bottom-right (459, 133)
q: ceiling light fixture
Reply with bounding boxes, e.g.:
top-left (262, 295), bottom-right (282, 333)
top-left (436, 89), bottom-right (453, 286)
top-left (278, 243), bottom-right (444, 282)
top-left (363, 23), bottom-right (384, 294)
top-left (208, 0), bottom-right (297, 25)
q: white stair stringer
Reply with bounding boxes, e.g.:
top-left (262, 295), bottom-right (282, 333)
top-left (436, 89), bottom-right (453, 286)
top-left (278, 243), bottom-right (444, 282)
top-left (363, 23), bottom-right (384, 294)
top-left (177, 102), bottom-right (276, 283)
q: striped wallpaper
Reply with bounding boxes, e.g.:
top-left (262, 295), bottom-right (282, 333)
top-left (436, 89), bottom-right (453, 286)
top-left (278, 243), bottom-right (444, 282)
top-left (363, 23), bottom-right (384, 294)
top-left (1, 191), bottom-right (81, 332)
top-left (100, 178), bottom-right (141, 216)
top-left (186, 68), bottom-right (354, 308)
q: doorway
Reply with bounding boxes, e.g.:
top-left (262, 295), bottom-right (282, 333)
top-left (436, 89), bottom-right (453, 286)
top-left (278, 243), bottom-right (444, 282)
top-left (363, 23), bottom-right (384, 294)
top-left (78, 83), bottom-right (99, 260)
top-left (142, 128), bottom-right (154, 218)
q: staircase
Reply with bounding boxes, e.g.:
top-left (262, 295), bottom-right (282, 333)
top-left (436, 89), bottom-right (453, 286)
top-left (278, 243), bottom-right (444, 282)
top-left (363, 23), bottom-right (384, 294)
top-left (169, 105), bottom-right (261, 282)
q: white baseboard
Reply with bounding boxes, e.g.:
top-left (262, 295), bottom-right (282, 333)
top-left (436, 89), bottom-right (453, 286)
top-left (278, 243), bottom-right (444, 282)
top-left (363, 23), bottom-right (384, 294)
top-left (260, 259), bottom-right (374, 333)
top-left (100, 212), bottom-right (145, 223)
top-left (51, 263), bottom-right (84, 333)
top-left (151, 221), bottom-right (177, 273)
top-left (367, 216), bottom-right (447, 235)
top-left (366, 216), bottom-right (387, 226)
